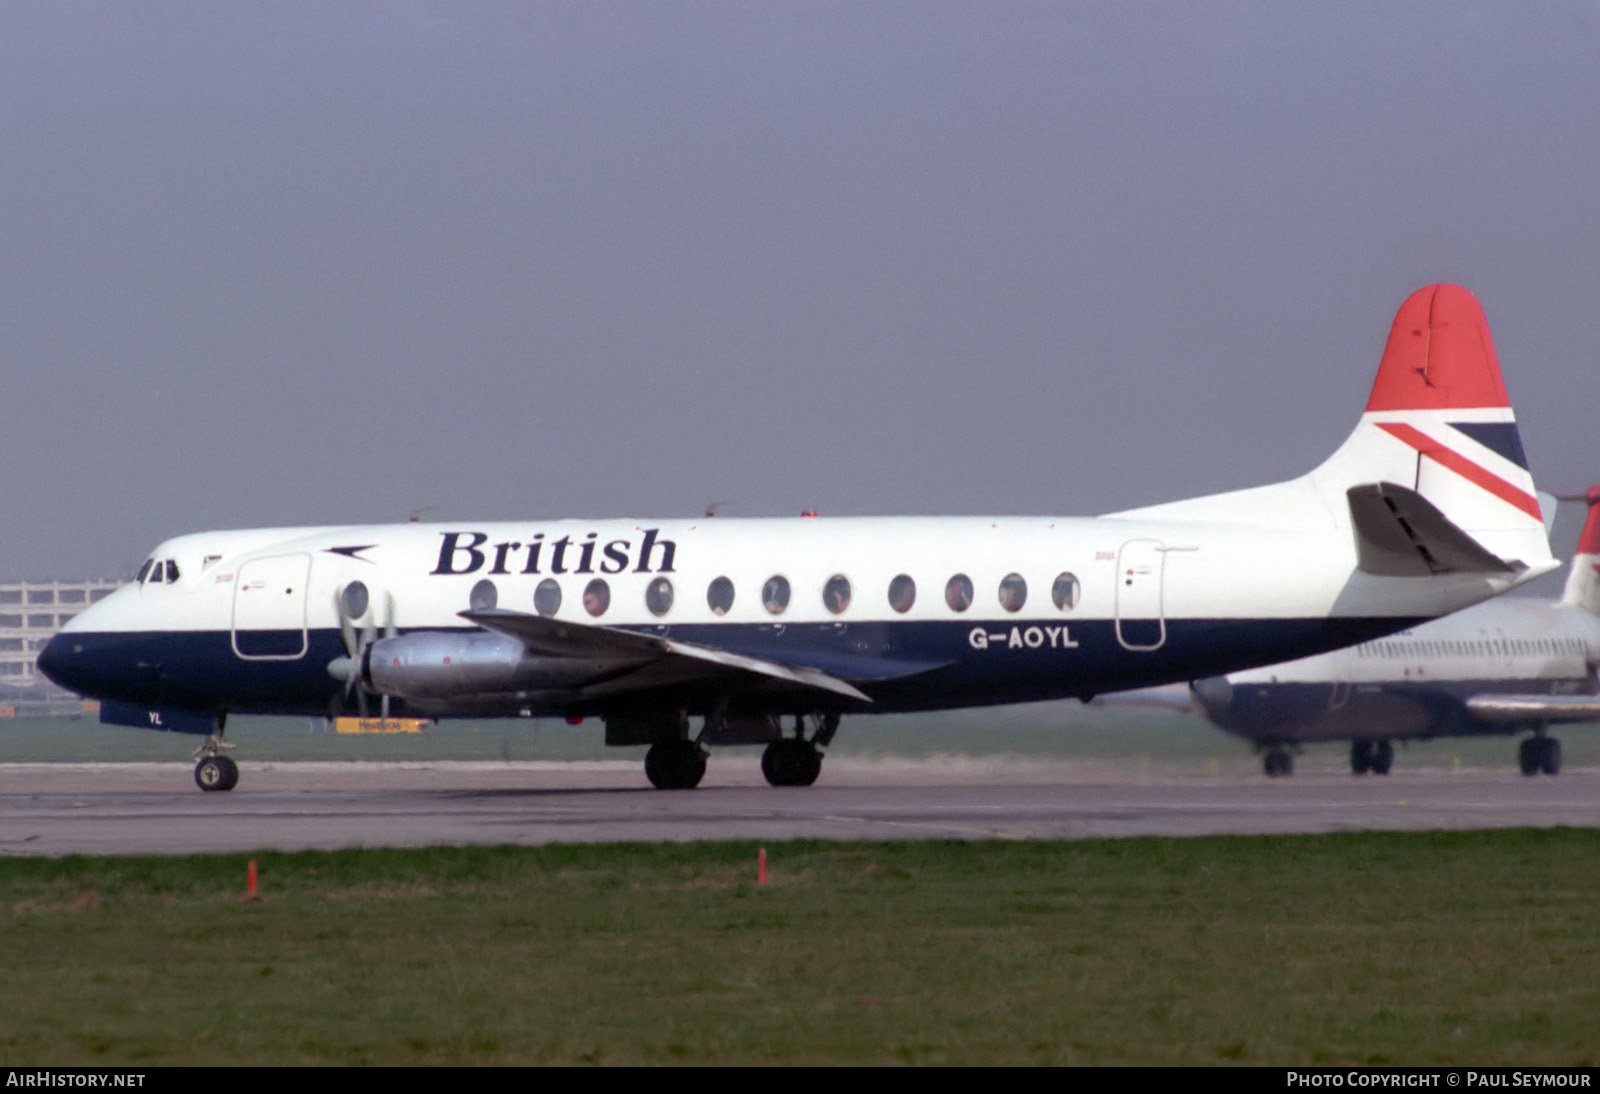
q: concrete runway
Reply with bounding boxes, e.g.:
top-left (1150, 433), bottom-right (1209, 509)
top-left (2, 757), bottom-right (1598, 856)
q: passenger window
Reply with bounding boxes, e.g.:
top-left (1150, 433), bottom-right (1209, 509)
top-left (469, 578), bottom-right (498, 611)
top-left (762, 575), bottom-right (790, 615)
top-left (340, 581), bottom-right (369, 619)
top-left (1052, 572), bottom-right (1080, 611)
top-left (707, 576), bottom-right (735, 616)
top-left (888, 574), bottom-right (916, 613)
top-left (945, 574), bottom-right (973, 612)
top-left (646, 576), bottom-right (674, 617)
top-left (998, 573), bottom-right (1026, 613)
top-left (583, 579), bottom-right (610, 617)
top-left (534, 579), bottom-right (562, 617)
top-left (823, 575), bottom-right (851, 614)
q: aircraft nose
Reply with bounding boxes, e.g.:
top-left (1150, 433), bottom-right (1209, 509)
top-left (36, 633), bottom-right (80, 693)
top-left (1189, 676), bottom-right (1234, 716)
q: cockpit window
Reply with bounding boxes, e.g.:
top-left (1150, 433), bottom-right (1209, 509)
top-left (136, 560), bottom-right (154, 584)
top-left (141, 559), bottom-right (178, 585)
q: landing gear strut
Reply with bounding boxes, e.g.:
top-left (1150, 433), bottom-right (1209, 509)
top-left (1262, 746), bottom-right (1293, 777)
top-left (760, 712), bottom-right (838, 788)
top-left (1519, 732), bottom-right (1561, 776)
top-left (192, 714), bottom-right (238, 792)
top-left (1351, 740), bottom-right (1394, 775)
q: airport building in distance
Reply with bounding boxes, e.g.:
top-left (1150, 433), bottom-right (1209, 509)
top-left (0, 580), bottom-right (125, 715)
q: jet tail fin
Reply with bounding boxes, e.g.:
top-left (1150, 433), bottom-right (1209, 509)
top-left (1558, 486), bottom-right (1600, 614)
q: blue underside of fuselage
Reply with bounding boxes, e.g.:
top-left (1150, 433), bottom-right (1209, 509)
top-left (40, 616), bottom-right (1426, 722)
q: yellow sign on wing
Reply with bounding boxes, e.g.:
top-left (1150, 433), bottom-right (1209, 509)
top-left (334, 717), bottom-right (432, 735)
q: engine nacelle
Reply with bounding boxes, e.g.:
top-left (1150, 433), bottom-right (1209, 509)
top-left (362, 631), bottom-right (624, 700)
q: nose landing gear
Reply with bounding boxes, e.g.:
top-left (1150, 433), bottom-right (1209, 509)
top-left (192, 714), bottom-right (238, 792)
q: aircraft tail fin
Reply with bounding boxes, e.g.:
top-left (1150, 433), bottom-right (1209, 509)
top-left (1111, 284), bottom-right (1554, 577)
top-left (1306, 284), bottom-right (1550, 570)
top-left (1558, 485), bottom-right (1600, 614)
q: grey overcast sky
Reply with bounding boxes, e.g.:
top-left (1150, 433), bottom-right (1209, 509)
top-left (3, 2), bottom-right (1598, 581)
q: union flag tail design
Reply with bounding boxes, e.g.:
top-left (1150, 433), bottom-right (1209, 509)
top-left (1112, 283), bottom-right (1553, 577)
top-left (1306, 283), bottom-right (1548, 568)
top-left (1559, 485), bottom-right (1600, 614)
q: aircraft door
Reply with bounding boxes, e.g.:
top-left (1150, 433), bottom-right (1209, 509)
top-left (232, 554), bottom-right (311, 660)
top-left (1115, 539), bottom-right (1166, 651)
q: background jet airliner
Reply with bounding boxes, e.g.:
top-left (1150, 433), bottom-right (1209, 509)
top-left (1192, 485), bottom-right (1600, 777)
top-left (40, 284), bottom-right (1556, 792)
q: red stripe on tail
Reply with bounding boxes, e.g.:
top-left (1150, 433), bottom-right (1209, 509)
top-left (1366, 284), bottom-right (1511, 412)
top-left (1579, 486), bottom-right (1600, 556)
top-left (1377, 422), bottom-right (1541, 520)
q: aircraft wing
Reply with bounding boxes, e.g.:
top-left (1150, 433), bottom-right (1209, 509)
top-left (460, 608), bottom-right (874, 703)
top-left (1464, 693), bottom-right (1600, 723)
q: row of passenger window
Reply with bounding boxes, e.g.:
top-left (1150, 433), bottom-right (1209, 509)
top-left (457, 572), bottom-right (1083, 620)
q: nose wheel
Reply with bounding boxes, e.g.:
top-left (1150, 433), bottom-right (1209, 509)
top-left (195, 754), bottom-right (239, 792)
top-left (191, 715), bottom-right (238, 792)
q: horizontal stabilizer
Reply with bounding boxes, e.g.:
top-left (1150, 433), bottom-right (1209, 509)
top-left (461, 608), bottom-right (872, 702)
top-left (1347, 483), bottom-right (1519, 577)
top-left (1464, 693), bottom-right (1600, 724)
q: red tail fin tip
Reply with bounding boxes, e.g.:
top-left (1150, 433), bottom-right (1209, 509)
top-left (1365, 284), bottom-right (1510, 412)
top-left (1578, 486), bottom-right (1600, 557)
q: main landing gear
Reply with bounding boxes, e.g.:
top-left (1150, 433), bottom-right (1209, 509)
top-left (761, 712), bottom-right (839, 788)
top-left (644, 738), bottom-right (708, 790)
top-left (1519, 733), bottom-right (1562, 776)
top-left (1350, 739), bottom-right (1394, 776)
top-left (762, 738), bottom-right (822, 787)
top-left (638, 711), bottom-right (841, 789)
top-left (1262, 745), bottom-right (1294, 777)
top-left (192, 714), bottom-right (239, 792)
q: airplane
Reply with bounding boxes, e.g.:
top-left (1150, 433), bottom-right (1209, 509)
top-left (38, 283), bottom-right (1557, 792)
top-left (1191, 485), bottom-right (1600, 777)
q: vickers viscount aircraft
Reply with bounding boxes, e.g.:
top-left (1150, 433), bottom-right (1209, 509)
top-left (1193, 486), bottom-right (1600, 777)
top-left (40, 284), bottom-right (1557, 792)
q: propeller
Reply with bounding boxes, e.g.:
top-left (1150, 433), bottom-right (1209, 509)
top-left (327, 582), bottom-right (396, 719)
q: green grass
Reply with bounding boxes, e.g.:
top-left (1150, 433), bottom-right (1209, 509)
top-left (3, 832), bottom-right (1598, 1064)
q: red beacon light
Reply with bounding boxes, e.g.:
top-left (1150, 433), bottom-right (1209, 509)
top-left (800, 510), bottom-right (817, 518)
